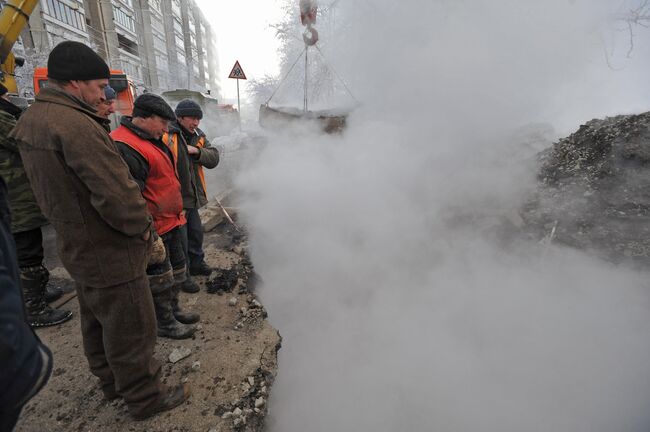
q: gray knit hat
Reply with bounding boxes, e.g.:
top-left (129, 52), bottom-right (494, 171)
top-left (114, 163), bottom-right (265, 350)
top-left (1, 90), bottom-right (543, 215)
top-left (175, 99), bottom-right (203, 119)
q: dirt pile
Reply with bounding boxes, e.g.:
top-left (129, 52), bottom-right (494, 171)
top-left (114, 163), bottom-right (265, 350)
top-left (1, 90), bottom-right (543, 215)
top-left (523, 111), bottom-right (650, 266)
top-left (15, 207), bottom-right (281, 432)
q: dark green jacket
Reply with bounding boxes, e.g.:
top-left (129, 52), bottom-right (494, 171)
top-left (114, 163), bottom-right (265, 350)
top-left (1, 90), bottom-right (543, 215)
top-left (0, 108), bottom-right (48, 233)
top-left (166, 122), bottom-right (219, 209)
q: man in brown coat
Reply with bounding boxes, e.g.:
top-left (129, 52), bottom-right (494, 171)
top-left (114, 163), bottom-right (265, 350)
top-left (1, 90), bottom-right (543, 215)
top-left (9, 41), bottom-right (190, 420)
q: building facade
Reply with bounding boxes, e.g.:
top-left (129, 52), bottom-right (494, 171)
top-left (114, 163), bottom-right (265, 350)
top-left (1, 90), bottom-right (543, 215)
top-left (15, 0), bottom-right (220, 97)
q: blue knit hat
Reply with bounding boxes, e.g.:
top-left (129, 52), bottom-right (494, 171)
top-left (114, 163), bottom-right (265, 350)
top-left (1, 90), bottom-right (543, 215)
top-left (175, 99), bottom-right (203, 119)
top-left (104, 85), bottom-right (116, 101)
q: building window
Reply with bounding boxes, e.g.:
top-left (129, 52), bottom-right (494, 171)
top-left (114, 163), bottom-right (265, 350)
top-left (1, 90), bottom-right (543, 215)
top-left (153, 35), bottom-right (166, 52)
top-left (113, 6), bottom-right (135, 32)
top-left (149, 0), bottom-right (161, 13)
top-left (171, 0), bottom-right (181, 16)
top-left (175, 34), bottom-right (184, 49)
top-left (118, 33), bottom-right (138, 56)
top-left (44, 0), bottom-right (86, 31)
top-left (173, 17), bottom-right (182, 34)
top-left (151, 17), bottom-right (164, 34)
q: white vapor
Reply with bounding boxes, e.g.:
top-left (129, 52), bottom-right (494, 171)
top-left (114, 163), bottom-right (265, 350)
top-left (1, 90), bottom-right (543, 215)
top-left (229, 1), bottom-right (650, 431)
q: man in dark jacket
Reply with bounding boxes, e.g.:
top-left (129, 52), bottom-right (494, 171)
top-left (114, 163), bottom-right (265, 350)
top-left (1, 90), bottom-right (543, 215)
top-left (0, 83), bottom-right (72, 328)
top-left (163, 99), bottom-right (219, 286)
top-left (111, 94), bottom-right (200, 339)
top-left (0, 176), bottom-right (52, 431)
top-left (9, 41), bottom-right (189, 420)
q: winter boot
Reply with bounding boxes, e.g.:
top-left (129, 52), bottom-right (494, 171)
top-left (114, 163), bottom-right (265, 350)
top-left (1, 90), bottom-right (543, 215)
top-left (21, 266), bottom-right (73, 328)
top-left (131, 383), bottom-right (191, 420)
top-left (171, 284), bottom-right (200, 324)
top-left (189, 261), bottom-right (212, 276)
top-left (44, 285), bottom-right (64, 303)
top-left (180, 274), bottom-right (200, 293)
top-left (151, 287), bottom-right (196, 339)
top-left (38, 266), bottom-right (64, 303)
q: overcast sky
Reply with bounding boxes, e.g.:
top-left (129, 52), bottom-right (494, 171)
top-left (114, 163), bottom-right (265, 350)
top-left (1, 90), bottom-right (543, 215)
top-left (194, 0), bottom-right (285, 101)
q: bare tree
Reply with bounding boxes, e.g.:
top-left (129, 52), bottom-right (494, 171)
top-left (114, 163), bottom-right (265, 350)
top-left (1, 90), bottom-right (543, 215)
top-left (617, 0), bottom-right (650, 57)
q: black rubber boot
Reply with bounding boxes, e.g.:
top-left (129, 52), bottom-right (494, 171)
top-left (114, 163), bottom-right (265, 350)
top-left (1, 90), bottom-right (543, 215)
top-left (152, 288), bottom-right (196, 339)
top-left (171, 284), bottom-right (200, 324)
top-left (21, 266), bottom-right (73, 328)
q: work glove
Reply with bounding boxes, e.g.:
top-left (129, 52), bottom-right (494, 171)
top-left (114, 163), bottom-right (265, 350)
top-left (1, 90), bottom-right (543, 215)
top-left (148, 233), bottom-right (167, 266)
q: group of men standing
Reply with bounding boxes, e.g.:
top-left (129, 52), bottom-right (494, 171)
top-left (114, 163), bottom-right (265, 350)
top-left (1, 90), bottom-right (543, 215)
top-left (1, 40), bottom-right (220, 428)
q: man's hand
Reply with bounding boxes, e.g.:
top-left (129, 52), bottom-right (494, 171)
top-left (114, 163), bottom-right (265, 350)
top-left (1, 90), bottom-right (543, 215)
top-left (186, 145), bottom-right (200, 155)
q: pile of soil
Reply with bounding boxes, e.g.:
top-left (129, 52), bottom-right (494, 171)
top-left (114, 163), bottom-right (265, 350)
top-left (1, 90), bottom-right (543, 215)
top-left (522, 111), bottom-right (650, 266)
top-left (15, 214), bottom-right (281, 432)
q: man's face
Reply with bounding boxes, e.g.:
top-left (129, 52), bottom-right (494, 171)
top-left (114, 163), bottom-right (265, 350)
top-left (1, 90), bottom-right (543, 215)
top-left (139, 115), bottom-right (170, 139)
top-left (77, 79), bottom-right (108, 107)
top-left (97, 99), bottom-right (117, 118)
top-left (178, 116), bottom-right (200, 134)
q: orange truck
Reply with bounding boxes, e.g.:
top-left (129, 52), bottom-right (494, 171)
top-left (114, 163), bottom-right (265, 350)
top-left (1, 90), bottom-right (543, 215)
top-left (32, 67), bottom-right (137, 116)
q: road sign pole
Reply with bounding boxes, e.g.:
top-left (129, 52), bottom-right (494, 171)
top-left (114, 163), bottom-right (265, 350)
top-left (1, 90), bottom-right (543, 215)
top-left (236, 78), bottom-right (241, 131)
top-left (228, 60), bottom-right (247, 132)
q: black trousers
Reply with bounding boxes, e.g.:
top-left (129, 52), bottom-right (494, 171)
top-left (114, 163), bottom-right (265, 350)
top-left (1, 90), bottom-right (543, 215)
top-left (12, 227), bottom-right (44, 268)
top-left (184, 208), bottom-right (205, 267)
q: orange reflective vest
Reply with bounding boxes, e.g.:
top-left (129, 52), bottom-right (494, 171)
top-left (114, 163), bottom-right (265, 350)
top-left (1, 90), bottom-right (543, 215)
top-left (162, 132), bottom-right (207, 197)
top-left (111, 126), bottom-right (185, 235)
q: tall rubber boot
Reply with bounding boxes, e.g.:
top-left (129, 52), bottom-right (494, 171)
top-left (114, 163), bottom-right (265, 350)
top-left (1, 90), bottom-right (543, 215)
top-left (171, 284), bottom-right (200, 324)
top-left (21, 266), bottom-right (73, 328)
top-left (152, 287), bottom-right (196, 339)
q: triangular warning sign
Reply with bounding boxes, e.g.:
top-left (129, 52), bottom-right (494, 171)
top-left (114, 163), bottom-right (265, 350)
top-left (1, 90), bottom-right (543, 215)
top-left (228, 61), bottom-right (247, 80)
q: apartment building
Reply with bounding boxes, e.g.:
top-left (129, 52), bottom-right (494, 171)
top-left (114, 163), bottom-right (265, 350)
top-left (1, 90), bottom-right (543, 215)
top-left (15, 0), bottom-right (220, 96)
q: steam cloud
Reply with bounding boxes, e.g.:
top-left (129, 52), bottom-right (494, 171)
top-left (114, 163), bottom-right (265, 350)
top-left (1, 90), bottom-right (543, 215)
top-left (216, 1), bottom-right (650, 430)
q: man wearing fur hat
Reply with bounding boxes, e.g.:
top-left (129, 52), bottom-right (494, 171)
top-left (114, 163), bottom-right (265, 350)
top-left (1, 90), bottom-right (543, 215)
top-left (163, 99), bottom-right (219, 291)
top-left (10, 41), bottom-right (190, 420)
top-left (111, 93), bottom-right (200, 338)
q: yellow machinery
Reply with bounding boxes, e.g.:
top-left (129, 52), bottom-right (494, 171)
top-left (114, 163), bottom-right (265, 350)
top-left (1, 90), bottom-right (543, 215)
top-left (0, 0), bottom-right (39, 93)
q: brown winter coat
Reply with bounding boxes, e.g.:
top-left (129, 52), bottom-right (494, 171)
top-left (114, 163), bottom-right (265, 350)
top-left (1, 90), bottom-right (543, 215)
top-left (9, 87), bottom-right (153, 287)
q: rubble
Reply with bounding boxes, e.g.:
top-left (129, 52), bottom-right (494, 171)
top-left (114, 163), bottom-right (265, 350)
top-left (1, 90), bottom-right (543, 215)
top-left (168, 347), bottom-right (193, 364)
top-left (522, 111), bottom-right (650, 266)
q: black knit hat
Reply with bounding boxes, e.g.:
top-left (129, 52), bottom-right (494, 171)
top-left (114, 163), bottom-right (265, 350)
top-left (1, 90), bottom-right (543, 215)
top-left (47, 41), bottom-right (110, 81)
top-left (133, 94), bottom-right (176, 121)
top-left (175, 99), bottom-right (203, 119)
